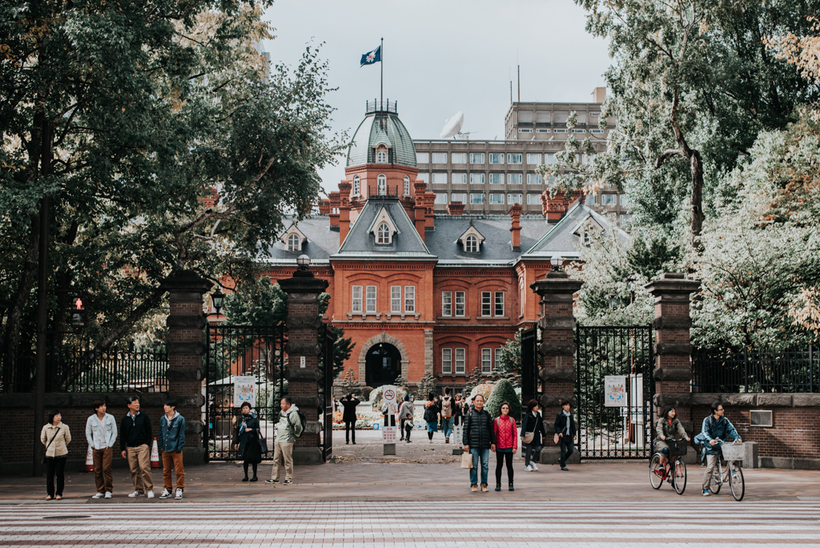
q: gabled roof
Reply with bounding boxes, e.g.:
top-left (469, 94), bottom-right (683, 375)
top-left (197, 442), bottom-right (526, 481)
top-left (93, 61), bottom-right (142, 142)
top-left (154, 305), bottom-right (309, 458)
top-left (332, 197), bottom-right (435, 260)
top-left (522, 203), bottom-right (629, 260)
top-left (367, 205), bottom-right (400, 236)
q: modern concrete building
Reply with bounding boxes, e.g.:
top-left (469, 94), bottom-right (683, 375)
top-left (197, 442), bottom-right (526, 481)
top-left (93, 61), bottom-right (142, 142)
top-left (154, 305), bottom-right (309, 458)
top-left (413, 88), bottom-right (632, 228)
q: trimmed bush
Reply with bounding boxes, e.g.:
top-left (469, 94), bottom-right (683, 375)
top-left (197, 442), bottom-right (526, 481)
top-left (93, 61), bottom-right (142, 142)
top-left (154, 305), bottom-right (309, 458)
top-left (361, 386), bottom-right (374, 401)
top-left (485, 379), bottom-right (521, 419)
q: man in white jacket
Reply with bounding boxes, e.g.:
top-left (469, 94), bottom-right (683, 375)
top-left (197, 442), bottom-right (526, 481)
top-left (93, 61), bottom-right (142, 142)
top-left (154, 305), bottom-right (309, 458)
top-left (85, 400), bottom-right (118, 499)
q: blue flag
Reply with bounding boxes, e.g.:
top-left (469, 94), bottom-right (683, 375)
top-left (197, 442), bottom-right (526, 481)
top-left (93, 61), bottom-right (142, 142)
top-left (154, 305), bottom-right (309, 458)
top-left (360, 46), bottom-right (381, 67)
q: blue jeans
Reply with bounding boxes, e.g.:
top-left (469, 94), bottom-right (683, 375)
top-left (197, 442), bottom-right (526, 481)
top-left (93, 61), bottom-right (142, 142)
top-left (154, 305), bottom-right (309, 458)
top-left (469, 448), bottom-right (490, 486)
top-left (441, 416), bottom-right (454, 438)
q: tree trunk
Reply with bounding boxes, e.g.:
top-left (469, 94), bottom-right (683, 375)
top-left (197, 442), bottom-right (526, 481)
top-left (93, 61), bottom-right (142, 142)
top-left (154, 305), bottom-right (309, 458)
top-left (689, 149), bottom-right (705, 254)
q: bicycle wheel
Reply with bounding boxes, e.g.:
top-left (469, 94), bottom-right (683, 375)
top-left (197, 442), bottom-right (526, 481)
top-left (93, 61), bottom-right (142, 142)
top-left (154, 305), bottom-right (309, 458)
top-left (649, 454), bottom-right (663, 490)
top-left (708, 467), bottom-right (722, 495)
top-left (673, 457), bottom-right (687, 495)
top-left (729, 462), bottom-right (745, 501)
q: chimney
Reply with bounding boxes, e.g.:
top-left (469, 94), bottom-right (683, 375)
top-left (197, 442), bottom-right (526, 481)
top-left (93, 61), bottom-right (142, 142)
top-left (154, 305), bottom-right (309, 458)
top-left (424, 191), bottom-right (436, 229)
top-left (509, 203), bottom-right (522, 251)
top-left (414, 180), bottom-right (427, 241)
top-left (328, 191), bottom-right (340, 229)
top-left (448, 201), bottom-right (465, 216)
top-left (592, 87), bottom-right (606, 104)
top-left (542, 190), bottom-right (581, 223)
top-left (318, 199), bottom-right (331, 216)
top-left (338, 181), bottom-right (352, 244)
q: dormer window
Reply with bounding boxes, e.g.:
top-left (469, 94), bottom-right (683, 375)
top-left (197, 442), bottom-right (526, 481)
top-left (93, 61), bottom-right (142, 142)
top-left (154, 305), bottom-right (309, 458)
top-left (404, 176), bottom-right (410, 196)
top-left (287, 234), bottom-right (300, 252)
top-left (465, 235), bottom-right (478, 253)
top-left (280, 225), bottom-right (307, 252)
top-left (377, 223), bottom-right (390, 244)
top-left (377, 174), bottom-right (387, 196)
top-left (377, 151), bottom-right (387, 163)
top-left (353, 175), bottom-right (360, 196)
top-left (457, 226), bottom-right (485, 254)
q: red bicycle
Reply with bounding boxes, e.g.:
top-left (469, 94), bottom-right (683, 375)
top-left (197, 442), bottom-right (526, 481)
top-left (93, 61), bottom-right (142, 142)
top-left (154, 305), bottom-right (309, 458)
top-left (649, 438), bottom-right (688, 495)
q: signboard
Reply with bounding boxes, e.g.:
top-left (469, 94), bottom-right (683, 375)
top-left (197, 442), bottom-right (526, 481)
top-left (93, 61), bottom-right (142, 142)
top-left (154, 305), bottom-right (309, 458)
top-left (604, 375), bottom-right (627, 407)
top-left (382, 385), bottom-right (398, 443)
top-left (233, 376), bottom-right (256, 408)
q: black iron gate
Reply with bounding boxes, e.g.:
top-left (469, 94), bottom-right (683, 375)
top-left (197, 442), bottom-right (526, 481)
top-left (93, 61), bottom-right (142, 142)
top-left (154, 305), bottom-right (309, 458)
top-left (320, 324), bottom-right (336, 462)
top-left (520, 325), bottom-right (539, 416)
top-left (575, 326), bottom-right (653, 459)
top-left (204, 324), bottom-right (285, 461)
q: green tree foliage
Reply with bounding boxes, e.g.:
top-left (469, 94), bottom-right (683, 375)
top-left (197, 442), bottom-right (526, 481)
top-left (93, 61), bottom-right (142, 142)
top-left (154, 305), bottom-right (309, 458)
top-left (417, 372), bottom-right (438, 400)
top-left (0, 0), bottom-right (343, 376)
top-left (485, 379), bottom-right (521, 419)
top-left (563, 0), bottom-right (820, 255)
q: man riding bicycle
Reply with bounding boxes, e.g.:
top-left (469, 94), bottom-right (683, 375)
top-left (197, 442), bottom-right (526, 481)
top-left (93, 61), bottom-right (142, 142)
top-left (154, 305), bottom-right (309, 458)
top-left (700, 402), bottom-right (741, 497)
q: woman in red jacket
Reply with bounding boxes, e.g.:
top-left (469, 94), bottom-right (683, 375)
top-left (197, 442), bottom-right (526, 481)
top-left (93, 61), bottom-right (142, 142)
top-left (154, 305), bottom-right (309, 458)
top-left (493, 402), bottom-right (518, 491)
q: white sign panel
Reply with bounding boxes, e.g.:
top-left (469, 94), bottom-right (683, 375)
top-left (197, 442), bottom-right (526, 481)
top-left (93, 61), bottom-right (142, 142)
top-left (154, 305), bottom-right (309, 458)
top-left (382, 385), bottom-right (398, 443)
top-left (383, 426), bottom-right (398, 443)
top-left (233, 376), bottom-right (256, 408)
top-left (604, 375), bottom-right (627, 408)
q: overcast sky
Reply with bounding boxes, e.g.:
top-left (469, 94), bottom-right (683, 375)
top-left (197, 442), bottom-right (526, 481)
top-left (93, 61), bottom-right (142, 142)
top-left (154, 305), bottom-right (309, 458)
top-left (261, 0), bottom-right (611, 194)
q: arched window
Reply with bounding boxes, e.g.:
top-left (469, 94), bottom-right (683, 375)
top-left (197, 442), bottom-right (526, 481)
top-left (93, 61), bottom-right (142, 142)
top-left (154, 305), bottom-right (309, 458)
top-left (287, 234), bottom-right (300, 252)
top-left (403, 176), bottom-right (410, 196)
top-left (377, 174), bottom-right (387, 195)
top-left (465, 235), bottom-right (478, 253)
top-left (353, 175), bottom-right (360, 196)
top-left (377, 151), bottom-right (387, 163)
top-left (377, 223), bottom-right (390, 244)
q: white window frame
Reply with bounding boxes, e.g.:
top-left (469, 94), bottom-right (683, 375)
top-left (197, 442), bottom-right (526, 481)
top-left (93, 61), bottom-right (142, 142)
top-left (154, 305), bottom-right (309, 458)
top-left (442, 291), bottom-right (452, 316)
top-left (432, 152), bottom-right (448, 164)
top-left (527, 153), bottom-right (541, 164)
top-left (416, 152), bottom-right (429, 164)
top-left (287, 234), bottom-right (299, 252)
top-left (377, 150), bottom-right (387, 163)
top-left (352, 286), bottom-right (363, 313)
top-left (455, 291), bottom-right (465, 317)
top-left (465, 235), bottom-right (478, 253)
top-left (435, 193), bottom-right (448, 205)
top-left (508, 193), bottom-right (522, 205)
top-left (489, 193), bottom-right (505, 204)
top-left (455, 348), bottom-right (466, 374)
top-left (404, 286), bottom-right (415, 313)
top-left (366, 286), bottom-right (377, 313)
top-left (469, 173), bottom-right (485, 185)
top-left (507, 153), bottom-right (523, 164)
top-left (353, 175), bottom-right (360, 196)
top-left (470, 153), bottom-right (485, 164)
top-left (442, 348), bottom-right (452, 374)
top-left (391, 286), bottom-right (401, 314)
top-left (495, 348), bottom-right (502, 370)
top-left (489, 153), bottom-right (504, 164)
top-left (489, 173), bottom-right (503, 185)
top-left (451, 172), bottom-right (467, 185)
top-left (494, 291), bottom-right (504, 317)
top-left (403, 176), bottom-right (410, 196)
top-left (469, 193), bottom-right (485, 205)
top-left (507, 173), bottom-right (522, 185)
top-left (481, 291), bottom-right (492, 317)
top-left (527, 174), bottom-right (542, 185)
top-left (481, 348), bottom-right (493, 374)
top-left (431, 172), bottom-right (448, 185)
top-left (376, 223), bottom-right (390, 244)
top-left (527, 193), bottom-right (541, 205)
top-left (451, 152), bottom-right (467, 164)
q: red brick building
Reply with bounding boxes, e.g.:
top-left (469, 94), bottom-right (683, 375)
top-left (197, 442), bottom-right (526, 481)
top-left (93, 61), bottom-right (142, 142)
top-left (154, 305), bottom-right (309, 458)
top-left (263, 100), bottom-right (626, 392)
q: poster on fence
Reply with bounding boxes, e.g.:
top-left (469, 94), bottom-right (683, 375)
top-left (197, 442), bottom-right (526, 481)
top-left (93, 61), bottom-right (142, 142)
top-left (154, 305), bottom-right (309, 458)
top-left (233, 376), bottom-right (256, 408)
top-left (604, 375), bottom-right (627, 407)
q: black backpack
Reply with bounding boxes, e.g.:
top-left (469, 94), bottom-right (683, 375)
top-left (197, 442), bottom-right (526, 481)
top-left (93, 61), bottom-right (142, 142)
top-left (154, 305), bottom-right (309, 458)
top-left (289, 410), bottom-right (306, 438)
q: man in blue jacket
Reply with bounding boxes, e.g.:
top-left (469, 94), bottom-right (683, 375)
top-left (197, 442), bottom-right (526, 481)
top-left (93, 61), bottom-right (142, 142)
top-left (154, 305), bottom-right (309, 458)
top-left (158, 399), bottom-right (186, 499)
top-left (701, 402), bottom-right (741, 496)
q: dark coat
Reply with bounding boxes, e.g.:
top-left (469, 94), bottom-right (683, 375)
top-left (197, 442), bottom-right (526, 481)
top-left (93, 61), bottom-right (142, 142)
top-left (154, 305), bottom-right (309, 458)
top-left (234, 413), bottom-right (261, 464)
top-left (521, 411), bottom-right (546, 447)
top-left (554, 411), bottom-right (577, 438)
top-left (340, 397), bottom-right (360, 422)
top-left (120, 412), bottom-right (152, 451)
top-left (462, 408), bottom-right (496, 450)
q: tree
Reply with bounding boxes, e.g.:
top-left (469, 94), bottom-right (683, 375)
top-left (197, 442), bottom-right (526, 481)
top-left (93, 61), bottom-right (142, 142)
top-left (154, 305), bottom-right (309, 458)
top-left (417, 372), bottom-right (438, 400)
top-left (566, 0), bottom-right (820, 257)
top-left (0, 1), bottom-right (343, 381)
top-left (485, 379), bottom-right (521, 420)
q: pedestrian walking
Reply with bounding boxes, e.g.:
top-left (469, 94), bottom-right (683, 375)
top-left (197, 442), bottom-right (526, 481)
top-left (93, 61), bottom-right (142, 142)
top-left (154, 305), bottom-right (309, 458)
top-left (462, 394), bottom-right (496, 492)
top-left (41, 409), bottom-right (71, 500)
top-left (398, 394), bottom-right (414, 441)
top-left (86, 400), bottom-right (117, 499)
top-left (120, 395), bottom-right (154, 498)
top-left (234, 402), bottom-right (261, 482)
top-left (158, 399), bottom-right (186, 499)
top-left (267, 397), bottom-right (302, 485)
top-left (554, 400), bottom-right (577, 471)
top-left (700, 402), bottom-right (741, 496)
top-left (453, 393), bottom-right (463, 426)
top-left (340, 393), bottom-right (360, 444)
top-left (521, 399), bottom-right (546, 472)
top-left (493, 402), bottom-right (518, 491)
top-left (440, 388), bottom-right (455, 443)
top-left (424, 396), bottom-right (440, 442)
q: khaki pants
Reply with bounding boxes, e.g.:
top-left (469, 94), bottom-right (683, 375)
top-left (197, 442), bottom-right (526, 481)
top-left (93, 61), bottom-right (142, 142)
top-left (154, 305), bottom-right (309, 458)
top-left (270, 441), bottom-right (294, 482)
top-left (126, 444), bottom-right (153, 494)
top-left (701, 453), bottom-right (726, 490)
top-left (161, 450), bottom-right (185, 491)
top-left (93, 447), bottom-right (114, 493)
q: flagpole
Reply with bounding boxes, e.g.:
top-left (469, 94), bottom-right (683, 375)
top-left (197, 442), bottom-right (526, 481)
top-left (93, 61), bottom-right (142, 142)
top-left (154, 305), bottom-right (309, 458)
top-left (380, 37), bottom-right (384, 109)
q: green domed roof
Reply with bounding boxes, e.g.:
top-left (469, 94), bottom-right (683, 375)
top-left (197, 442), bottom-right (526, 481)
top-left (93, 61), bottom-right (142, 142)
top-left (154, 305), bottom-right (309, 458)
top-left (346, 102), bottom-right (417, 168)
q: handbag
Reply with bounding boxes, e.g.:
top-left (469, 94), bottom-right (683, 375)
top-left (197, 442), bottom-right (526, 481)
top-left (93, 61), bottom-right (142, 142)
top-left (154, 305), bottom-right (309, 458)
top-left (522, 432), bottom-right (535, 444)
top-left (257, 429), bottom-right (268, 454)
top-left (460, 451), bottom-right (473, 469)
top-left (42, 426), bottom-right (62, 464)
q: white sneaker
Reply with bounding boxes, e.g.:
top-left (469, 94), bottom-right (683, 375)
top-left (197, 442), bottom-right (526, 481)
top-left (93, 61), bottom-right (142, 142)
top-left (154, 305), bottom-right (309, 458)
top-left (92, 492), bottom-right (104, 499)
top-left (127, 491), bottom-right (144, 498)
top-left (524, 464), bottom-right (533, 472)
top-left (146, 491), bottom-right (154, 499)
top-left (159, 489), bottom-right (172, 499)
top-left (175, 488), bottom-right (183, 500)
top-left (104, 492), bottom-right (112, 499)
top-left (532, 462), bottom-right (539, 471)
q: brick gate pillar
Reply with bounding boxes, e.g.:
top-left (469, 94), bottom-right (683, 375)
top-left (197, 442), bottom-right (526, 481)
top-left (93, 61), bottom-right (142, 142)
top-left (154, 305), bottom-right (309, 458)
top-left (530, 270), bottom-right (583, 465)
top-left (160, 270), bottom-right (211, 464)
top-left (279, 263), bottom-right (329, 465)
top-left (645, 273), bottom-right (700, 447)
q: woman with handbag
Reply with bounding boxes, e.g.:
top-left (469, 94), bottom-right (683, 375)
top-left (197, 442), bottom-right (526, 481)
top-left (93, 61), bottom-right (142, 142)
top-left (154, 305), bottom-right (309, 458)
top-left (233, 402), bottom-right (261, 482)
top-left (40, 409), bottom-right (71, 500)
top-left (520, 400), bottom-right (546, 472)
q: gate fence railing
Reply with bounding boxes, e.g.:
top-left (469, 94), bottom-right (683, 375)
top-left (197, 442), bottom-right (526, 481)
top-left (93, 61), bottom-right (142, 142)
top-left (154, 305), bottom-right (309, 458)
top-left (1, 346), bottom-right (168, 393)
top-left (692, 345), bottom-right (818, 393)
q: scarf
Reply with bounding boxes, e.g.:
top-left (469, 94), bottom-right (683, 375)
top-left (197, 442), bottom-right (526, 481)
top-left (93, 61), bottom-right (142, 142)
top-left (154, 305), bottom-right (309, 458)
top-left (563, 409), bottom-right (572, 434)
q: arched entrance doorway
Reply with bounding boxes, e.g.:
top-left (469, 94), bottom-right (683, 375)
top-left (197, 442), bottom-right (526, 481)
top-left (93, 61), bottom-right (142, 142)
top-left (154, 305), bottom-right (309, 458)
top-left (365, 343), bottom-right (401, 388)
